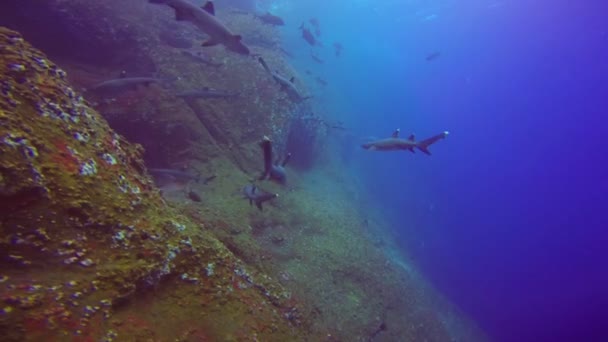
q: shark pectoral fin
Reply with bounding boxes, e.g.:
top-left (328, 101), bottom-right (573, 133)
top-left (202, 38), bottom-right (220, 47)
top-left (417, 146), bottom-right (431, 155)
top-left (202, 1), bottom-right (215, 15)
top-left (408, 147), bottom-right (415, 153)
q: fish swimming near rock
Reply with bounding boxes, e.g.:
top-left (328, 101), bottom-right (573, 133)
top-left (425, 51), bottom-right (441, 61)
top-left (149, 0), bottom-right (250, 55)
top-left (241, 184), bottom-right (278, 211)
top-left (176, 87), bottom-right (240, 100)
top-left (258, 135), bottom-right (291, 184)
top-left (333, 42), bottom-right (343, 57)
top-left (310, 51), bottom-right (324, 64)
top-left (255, 12), bottom-right (285, 26)
top-left (309, 18), bottom-right (321, 37)
top-left (361, 129), bottom-right (449, 155)
top-left (257, 57), bottom-right (312, 103)
top-left (299, 23), bottom-right (317, 46)
top-left (315, 77), bottom-right (327, 86)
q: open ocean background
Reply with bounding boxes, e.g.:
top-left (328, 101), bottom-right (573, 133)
top-left (278, 0), bottom-right (608, 341)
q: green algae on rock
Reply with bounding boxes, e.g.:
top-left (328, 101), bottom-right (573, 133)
top-left (0, 27), bottom-right (306, 341)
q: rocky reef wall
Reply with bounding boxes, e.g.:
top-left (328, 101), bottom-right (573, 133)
top-left (0, 27), bottom-right (309, 341)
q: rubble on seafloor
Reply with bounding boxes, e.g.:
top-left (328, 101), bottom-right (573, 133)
top-left (0, 27), bottom-right (308, 341)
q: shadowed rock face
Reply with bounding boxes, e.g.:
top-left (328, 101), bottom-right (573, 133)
top-left (0, 0), bottom-right (154, 70)
top-left (0, 27), bottom-right (306, 342)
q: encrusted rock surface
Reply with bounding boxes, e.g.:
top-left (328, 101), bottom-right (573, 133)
top-left (0, 27), bottom-right (307, 341)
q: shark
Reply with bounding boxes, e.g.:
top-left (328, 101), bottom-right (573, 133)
top-left (176, 87), bottom-right (240, 100)
top-left (361, 129), bottom-right (449, 155)
top-left (149, 0), bottom-right (250, 55)
top-left (257, 57), bottom-right (311, 103)
top-left (87, 76), bottom-right (164, 96)
top-left (241, 184), bottom-right (278, 211)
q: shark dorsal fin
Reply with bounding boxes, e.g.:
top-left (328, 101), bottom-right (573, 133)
top-left (408, 134), bottom-right (415, 141)
top-left (289, 77), bottom-right (295, 83)
top-left (391, 128), bottom-right (400, 138)
top-left (202, 1), bottom-right (215, 15)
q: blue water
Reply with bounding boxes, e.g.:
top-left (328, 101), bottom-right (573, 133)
top-left (278, 0), bottom-right (608, 341)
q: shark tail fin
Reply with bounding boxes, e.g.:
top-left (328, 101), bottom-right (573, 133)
top-left (416, 131), bottom-right (449, 155)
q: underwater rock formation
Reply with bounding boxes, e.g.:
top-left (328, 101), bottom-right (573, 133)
top-left (0, 27), bottom-right (307, 341)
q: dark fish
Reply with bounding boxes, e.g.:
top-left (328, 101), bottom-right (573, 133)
top-left (202, 175), bottom-right (216, 184)
top-left (309, 18), bottom-right (321, 36)
top-left (333, 42), bottom-right (343, 57)
top-left (310, 51), bottom-right (324, 64)
top-left (149, 0), bottom-right (250, 55)
top-left (176, 87), bottom-right (239, 100)
top-left (256, 12), bottom-right (285, 26)
top-left (425, 51), bottom-right (441, 61)
top-left (299, 23), bottom-right (317, 46)
top-left (180, 49), bottom-right (223, 67)
top-left (241, 184), bottom-right (278, 211)
top-left (187, 190), bottom-right (202, 202)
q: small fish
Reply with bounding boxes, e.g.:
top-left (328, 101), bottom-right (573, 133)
top-left (255, 12), bottom-right (285, 26)
top-left (315, 77), bottom-right (327, 86)
top-left (425, 51), bottom-right (441, 61)
top-left (310, 51), bottom-right (324, 64)
top-left (333, 42), bottom-right (343, 57)
top-left (202, 175), bottom-right (216, 184)
top-left (299, 23), bottom-right (317, 46)
top-left (241, 184), bottom-right (278, 211)
top-left (187, 190), bottom-right (202, 202)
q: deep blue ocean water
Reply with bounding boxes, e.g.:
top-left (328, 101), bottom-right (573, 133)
top-left (277, 0), bottom-right (608, 341)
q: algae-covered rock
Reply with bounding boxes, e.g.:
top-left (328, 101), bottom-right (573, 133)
top-left (0, 27), bottom-right (306, 341)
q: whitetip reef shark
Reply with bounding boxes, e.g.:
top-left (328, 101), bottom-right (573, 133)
top-left (361, 128), bottom-right (449, 155)
top-left (149, 0), bottom-right (250, 55)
